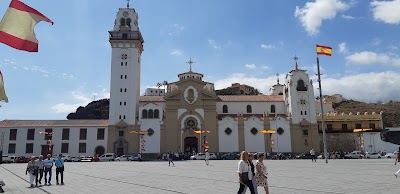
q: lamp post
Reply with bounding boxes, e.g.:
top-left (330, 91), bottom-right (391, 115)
top-left (39, 131), bottom-right (54, 155)
top-left (353, 128), bottom-right (372, 155)
top-left (194, 129), bottom-right (210, 153)
top-left (130, 130), bottom-right (148, 159)
top-left (261, 129), bottom-right (276, 155)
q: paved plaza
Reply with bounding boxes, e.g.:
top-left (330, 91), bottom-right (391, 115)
top-left (0, 159), bottom-right (399, 194)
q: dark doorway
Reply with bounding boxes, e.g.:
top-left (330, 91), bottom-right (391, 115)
top-left (95, 146), bottom-right (105, 157)
top-left (117, 148), bottom-right (124, 156)
top-left (184, 137), bottom-right (198, 154)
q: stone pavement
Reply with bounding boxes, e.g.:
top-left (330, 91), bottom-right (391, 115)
top-left (0, 158), bottom-right (399, 194)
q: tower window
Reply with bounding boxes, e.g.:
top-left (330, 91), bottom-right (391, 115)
top-left (125, 62), bottom-right (127, 66)
top-left (222, 105), bottom-right (228, 113)
top-left (121, 62), bottom-right (123, 66)
top-left (270, 105), bottom-right (276, 113)
top-left (121, 75), bottom-right (123, 79)
top-left (119, 115), bottom-right (122, 119)
top-left (302, 129), bottom-right (309, 136)
top-left (124, 102), bottom-right (126, 106)
top-left (126, 18), bottom-right (132, 26)
top-left (124, 88), bottom-right (127, 92)
top-left (120, 88), bottom-right (122, 92)
top-left (123, 115), bottom-right (126, 119)
top-left (246, 105), bottom-right (252, 113)
top-left (154, 109), bottom-right (160, 118)
top-left (296, 79), bottom-right (307, 91)
top-left (142, 109), bottom-right (148, 118)
top-left (305, 111), bottom-right (307, 115)
top-left (122, 33), bottom-right (128, 39)
top-left (148, 109), bottom-right (154, 118)
top-left (120, 102), bottom-right (122, 106)
top-left (120, 18), bottom-right (126, 26)
top-left (301, 111), bottom-right (303, 115)
top-left (125, 75), bottom-right (127, 79)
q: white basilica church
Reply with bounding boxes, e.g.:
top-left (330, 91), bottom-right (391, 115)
top-left (0, 4), bottom-right (325, 158)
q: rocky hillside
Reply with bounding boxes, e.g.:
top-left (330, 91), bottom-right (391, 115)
top-left (67, 98), bottom-right (400, 127)
top-left (333, 100), bottom-right (400, 127)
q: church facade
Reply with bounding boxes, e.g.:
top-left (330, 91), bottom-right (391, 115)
top-left (106, 5), bottom-right (321, 156)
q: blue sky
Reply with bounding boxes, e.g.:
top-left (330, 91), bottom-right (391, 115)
top-left (0, 0), bottom-right (400, 120)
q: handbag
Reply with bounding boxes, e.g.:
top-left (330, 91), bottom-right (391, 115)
top-left (241, 172), bottom-right (249, 182)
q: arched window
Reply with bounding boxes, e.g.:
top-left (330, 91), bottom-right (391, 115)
top-left (270, 105), bottom-right (276, 113)
top-left (142, 109), bottom-right (148, 118)
top-left (297, 79), bottom-right (307, 91)
top-left (222, 105), bottom-right (228, 113)
top-left (246, 105), bottom-right (252, 113)
top-left (154, 109), bottom-right (159, 118)
top-left (148, 109), bottom-right (154, 118)
top-left (126, 18), bottom-right (132, 26)
top-left (120, 18), bottom-right (126, 26)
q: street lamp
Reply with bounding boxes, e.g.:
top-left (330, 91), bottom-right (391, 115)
top-left (39, 131), bottom-right (54, 155)
top-left (130, 130), bottom-right (148, 160)
top-left (353, 128), bottom-right (372, 154)
top-left (194, 129), bottom-right (210, 153)
top-left (261, 129), bottom-right (276, 157)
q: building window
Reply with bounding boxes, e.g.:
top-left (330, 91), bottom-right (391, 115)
top-left (125, 75), bottom-right (127, 79)
top-left (121, 75), bottom-right (123, 79)
top-left (121, 62), bottom-right (123, 66)
top-left (119, 115), bottom-right (122, 119)
top-left (246, 105), bottom-right (252, 113)
top-left (369, 123), bottom-right (376, 130)
top-left (225, 128), bottom-right (232, 135)
top-left (154, 109), bottom-right (160, 118)
top-left (124, 88), bottom-right (127, 92)
top-left (27, 128), bottom-right (35, 140)
top-left (25, 143), bottom-right (34, 154)
top-left (271, 105), bottom-right (276, 113)
top-left (123, 115), bottom-right (126, 119)
top-left (327, 124), bottom-right (333, 131)
top-left (44, 129), bottom-right (52, 140)
top-left (127, 18), bottom-right (132, 26)
top-left (305, 111), bottom-right (307, 115)
top-left (80, 128), bottom-right (87, 140)
top-left (147, 128), bottom-right (154, 136)
top-left (305, 139), bottom-right (308, 145)
top-left (119, 131), bottom-right (124, 137)
top-left (277, 127), bottom-right (284, 135)
top-left (61, 143), bottom-right (69, 153)
top-left (120, 18), bottom-right (126, 26)
top-left (8, 143), bottom-right (16, 154)
top-left (124, 102), bottom-right (126, 106)
top-left (302, 129), bottom-right (309, 136)
top-left (97, 128), bottom-right (105, 140)
top-left (222, 105), bottom-right (228, 113)
top-left (342, 124), bottom-right (348, 131)
top-left (142, 109), bottom-right (148, 118)
top-left (356, 123), bottom-right (362, 129)
top-left (125, 62), bottom-right (127, 66)
top-left (120, 102), bottom-right (122, 106)
top-left (9, 129), bottom-right (17, 140)
top-left (120, 88), bottom-right (122, 92)
top-left (148, 109), bottom-right (154, 118)
top-left (62, 128), bottom-right (70, 140)
top-left (79, 143), bottom-right (86, 153)
top-left (250, 128), bottom-right (258, 135)
top-left (297, 79), bottom-right (307, 91)
top-left (301, 111), bottom-right (303, 115)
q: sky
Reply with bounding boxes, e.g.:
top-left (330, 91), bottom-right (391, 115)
top-left (0, 0), bottom-right (400, 120)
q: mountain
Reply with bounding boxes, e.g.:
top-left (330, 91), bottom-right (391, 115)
top-left (67, 99), bottom-right (109, 120)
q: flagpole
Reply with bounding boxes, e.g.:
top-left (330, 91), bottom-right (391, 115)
top-left (317, 56), bottom-right (328, 164)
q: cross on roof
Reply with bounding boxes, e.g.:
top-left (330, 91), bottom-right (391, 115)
top-left (293, 55), bottom-right (299, 70)
top-left (186, 58), bottom-right (196, 72)
top-left (276, 73), bottom-right (280, 84)
top-left (126, 0), bottom-right (130, 8)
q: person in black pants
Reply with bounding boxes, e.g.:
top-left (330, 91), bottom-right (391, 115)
top-left (55, 154), bottom-right (65, 185)
top-left (237, 151), bottom-right (255, 194)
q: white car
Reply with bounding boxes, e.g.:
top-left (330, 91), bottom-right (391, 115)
top-left (62, 155), bottom-right (72, 162)
top-left (71, 157), bottom-right (80, 162)
top-left (99, 153), bottom-right (115, 161)
top-left (366, 152), bottom-right (384, 159)
top-left (115, 155), bottom-right (133, 161)
top-left (190, 153), bottom-right (217, 160)
top-left (344, 151), bottom-right (363, 159)
top-left (2, 155), bottom-right (16, 163)
top-left (385, 151), bottom-right (398, 158)
top-left (80, 156), bottom-right (93, 162)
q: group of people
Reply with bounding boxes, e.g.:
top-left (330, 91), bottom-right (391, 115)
top-left (25, 154), bottom-right (65, 188)
top-left (237, 151), bottom-right (269, 194)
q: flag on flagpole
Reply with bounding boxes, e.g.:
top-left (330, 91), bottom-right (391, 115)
top-left (0, 0), bottom-right (53, 52)
top-left (0, 71), bottom-right (9, 103)
top-left (316, 45), bottom-right (332, 56)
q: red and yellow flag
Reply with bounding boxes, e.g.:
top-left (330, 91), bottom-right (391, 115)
top-left (0, 70), bottom-right (8, 103)
top-left (0, 0), bottom-right (53, 52)
top-left (316, 45), bottom-right (332, 56)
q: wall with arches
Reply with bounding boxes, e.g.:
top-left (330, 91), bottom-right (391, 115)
top-left (216, 102), bottom-right (285, 115)
top-left (218, 117), bottom-right (239, 152)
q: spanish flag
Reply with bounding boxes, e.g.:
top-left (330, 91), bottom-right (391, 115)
top-left (0, 0), bottom-right (53, 52)
top-left (316, 45), bottom-right (332, 56)
top-left (0, 71), bottom-right (8, 103)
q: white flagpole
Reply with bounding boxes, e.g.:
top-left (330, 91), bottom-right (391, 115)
top-left (317, 56), bottom-right (328, 164)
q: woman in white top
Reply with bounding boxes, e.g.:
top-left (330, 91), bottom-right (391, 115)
top-left (25, 156), bottom-right (37, 188)
top-left (237, 151), bottom-right (255, 194)
top-left (255, 153), bottom-right (269, 194)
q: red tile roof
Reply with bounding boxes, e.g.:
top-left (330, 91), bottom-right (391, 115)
top-left (0, 120), bottom-right (109, 128)
top-left (139, 96), bottom-right (165, 102)
top-left (217, 95), bottom-right (284, 102)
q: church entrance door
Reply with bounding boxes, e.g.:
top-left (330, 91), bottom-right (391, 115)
top-left (184, 137), bottom-right (198, 154)
top-left (117, 148), bottom-right (124, 156)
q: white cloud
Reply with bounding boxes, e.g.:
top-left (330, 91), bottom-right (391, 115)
top-left (294, 0), bottom-right (350, 35)
top-left (345, 51), bottom-right (400, 66)
top-left (260, 44), bottom-right (275, 49)
top-left (338, 42), bottom-right (348, 54)
top-left (51, 89), bottom-right (110, 113)
top-left (168, 24), bottom-right (185, 36)
top-left (371, 38), bottom-right (381, 46)
top-left (371, 0), bottom-right (400, 25)
top-left (341, 14), bottom-right (355, 19)
top-left (208, 39), bottom-right (221, 49)
top-left (170, 49), bottom-right (183, 56)
top-left (245, 64), bottom-right (257, 69)
top-left (261, 66), bottom-right (269, 70)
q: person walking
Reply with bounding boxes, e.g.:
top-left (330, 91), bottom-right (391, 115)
top-left (237, 151), bottom-right (255, 194)
top-left (55, 154), bottom-right (64, 185)
top-left (168, 151), bottom-right (174, 167)
top-left (36, 155), bottom-right (44, 186)
top-left (43, 154), bottom-right (53, 185)
top-left (242, 153), bottom-right (258, 194)
top-left (205, 151), bottom-right (210, 165)
top-left (394, 147), bottom-right (400, 178)
top-left (0, 179), bottom-right (5, 193)
top-left (25, 156), bottom-right (37, 188)
top-left (310, 148), bottom-right (316, 162)
top-left (255, 153), bottom-right (269, 194)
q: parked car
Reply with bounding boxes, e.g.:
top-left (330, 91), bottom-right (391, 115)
top-left (92, 156), bottom-right (100, 162)
top-left (115, 155), bottom-right (134, 161)
top-left (71, 157), bottom-right (81, 162)
top-left (2, 155), bottom-right (16, 163)
top-left (366, 152), bottom-right (383, 159)
top-left (15, 156), bottom-right (30, 163)
top-left (221, 152), bottom-right (240, 160)
top-left (80, 156), bottom-right (93, 162)
top-left (385, 151), bottom-right (398, 158)
top-left (344, 151), bottom-right (363, 159)
top-left (190, 153), bottom-right (217, 160)
top-left (295, 153), bottom-right (313, 159)
top-left (62, 155), bottom-right (72, 162)
top-left (99, 153), bottom-right (115, 161)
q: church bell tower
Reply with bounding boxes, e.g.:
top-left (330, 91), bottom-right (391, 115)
top-left (109, 2), bottom-right (144, 126)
